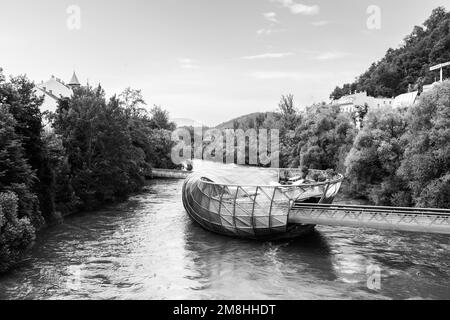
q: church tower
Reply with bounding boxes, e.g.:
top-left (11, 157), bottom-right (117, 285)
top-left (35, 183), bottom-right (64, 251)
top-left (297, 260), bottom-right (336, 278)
top-left (68, 71), bottom-right (80, 89)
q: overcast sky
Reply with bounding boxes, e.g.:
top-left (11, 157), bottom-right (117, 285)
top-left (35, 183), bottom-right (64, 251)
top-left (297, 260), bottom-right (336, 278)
top-left (0, 0), bottom-right (448, 126)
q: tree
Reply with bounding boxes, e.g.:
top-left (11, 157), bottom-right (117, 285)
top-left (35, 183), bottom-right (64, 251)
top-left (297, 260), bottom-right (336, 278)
top-left (0, 192), bottom-right (35, 273)
top-left (0, 70), bottom-right (59, 223)
top-left (119, 87), bottom-right (147, 118)
top-left (0, 106), bottom-right (39, 272)
top-left (41, 131), bottom-right (78, 216)
top-left (289, 104), bottom-right (355, 172)
top-left (277, 94), bottom-right (298, 132)
top-left (150, 105), bottom-right (176, 131)
top-left (330, 86), bottom-right (345, 100)
top-left (398, 81), bottom-right (450, 208)
top-left (0, 78), bottom-right (44, 227)
top-left (54, 85), bottom-right (146, 209)
top-left (345, 108), bottom-right (409, 205)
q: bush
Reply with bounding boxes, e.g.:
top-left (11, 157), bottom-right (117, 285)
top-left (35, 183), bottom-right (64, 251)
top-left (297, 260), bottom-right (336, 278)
top-left (285, 103), bottom-right (356, 171)
top-left (344, 108), bottom-right (408, 203)
top-left (0, 192), bottom-right (36, 273)
top-left (398, 81), bottom-right (450, 208)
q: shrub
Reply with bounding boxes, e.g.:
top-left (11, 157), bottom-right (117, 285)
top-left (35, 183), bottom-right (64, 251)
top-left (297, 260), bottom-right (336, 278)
top-left (0, 192), bottom-right (36, 273)
top-left (398, 81), bottom-right (450, 208)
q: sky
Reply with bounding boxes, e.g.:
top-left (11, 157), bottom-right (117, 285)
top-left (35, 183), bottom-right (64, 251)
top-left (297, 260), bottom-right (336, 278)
top-left (0, 0), bottom-right (448, 126)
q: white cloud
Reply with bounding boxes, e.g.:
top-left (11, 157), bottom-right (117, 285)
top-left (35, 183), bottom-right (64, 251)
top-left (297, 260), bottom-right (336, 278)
top-left (315, 51), bottom-right (349, 60)
top-left (271, 0), bottom-right (319, 15)
top-left (242, 52), bottom-right (294, 60)
top-left (178, 58), bottom-right (198, 69)
top-left (263, 12), bottom-right (279, 23)
top-left (311, 20), bottom-right (331, 27)
top-left (257, 28), bottom-right (272, 36)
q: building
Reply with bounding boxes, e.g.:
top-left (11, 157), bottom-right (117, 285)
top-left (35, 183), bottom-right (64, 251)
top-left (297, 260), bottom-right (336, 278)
top-left (392, 81), bottom-right (440, 108)
top-left (35, 72), bottom-right (80, 131)
top-left (35, 72), bottom-right (80, 113)
top-left (331, 91), bottom-right (394, 113)
top-left (392, 91), bottom-right (419, 108)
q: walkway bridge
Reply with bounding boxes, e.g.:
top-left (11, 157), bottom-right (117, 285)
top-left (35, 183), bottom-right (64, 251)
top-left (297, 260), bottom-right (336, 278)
top-left (289, 203), bottom-right (450, 235)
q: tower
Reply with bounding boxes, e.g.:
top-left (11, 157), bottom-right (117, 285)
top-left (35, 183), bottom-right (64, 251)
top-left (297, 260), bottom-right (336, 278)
top-left (68, 71), bottom-right (80, 89)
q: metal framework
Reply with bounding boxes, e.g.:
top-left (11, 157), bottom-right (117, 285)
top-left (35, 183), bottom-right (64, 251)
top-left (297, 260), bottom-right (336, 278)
top-left (182, 169), bottom-right (344, 240)
top-left (290, 203), bottom-right (450, 235)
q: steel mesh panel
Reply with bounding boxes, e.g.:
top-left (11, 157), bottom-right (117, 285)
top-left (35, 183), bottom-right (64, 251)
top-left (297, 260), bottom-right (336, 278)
top-left (209, 198), bottom-right (221, 214)
top-left (220, 216), bottom-right (234, 227)
top-left (182, 167), bottom-right (344, 239)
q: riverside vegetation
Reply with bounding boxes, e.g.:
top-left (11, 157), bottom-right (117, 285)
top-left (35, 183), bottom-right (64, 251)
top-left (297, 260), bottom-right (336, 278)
top-left (0, 71), bottom-right (178, 272)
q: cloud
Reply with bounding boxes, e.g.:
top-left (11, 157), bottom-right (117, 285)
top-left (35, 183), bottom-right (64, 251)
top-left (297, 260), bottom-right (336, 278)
top-left (315, 51), bottom-right (349, 60)
top-left (263, 12), bottom-right (279, 23)
top-left (258, 12), bottom-right (284, 36)
top-left (271, 0), bottom-right (319, 15)
top-left (311, 20), bottom-right (330, 27)
top-left (242, 52), bottom-right (294, 60)
top-left (257, 28), bottom-right (272, 36)
top-left (178, 58), bottom-right (198, 69)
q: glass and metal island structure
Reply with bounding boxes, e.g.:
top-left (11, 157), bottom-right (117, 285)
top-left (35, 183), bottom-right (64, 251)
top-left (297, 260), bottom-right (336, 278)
top-left (182, 165), bottom-right (344, 240)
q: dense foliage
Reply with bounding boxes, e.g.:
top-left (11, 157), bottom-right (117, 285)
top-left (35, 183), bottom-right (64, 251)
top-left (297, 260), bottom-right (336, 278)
top-left (0, 69), bottom-right (177, 272)
top-left (0, 105), bottom-right (38, 272)
top-left (0, 192), bottom-right (35, 273)
top-left (330, 7), bottom-right (450, 99)
top-left (398, 82), bottom-right (450, 208)
top-left (344, 108), bottom-right (409, 205)
top-left (286, 103), bottom-right (355, 172)
top-left (277, 81), bottom-right (450, 208)
top-left (0, 73), bottom-right (53, 224)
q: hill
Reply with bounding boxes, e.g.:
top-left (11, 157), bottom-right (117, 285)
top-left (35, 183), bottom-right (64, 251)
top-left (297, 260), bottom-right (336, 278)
top-left (215, 112), bottom-right (278, 130)
top-left (331, 7), bottom-right (450, 99)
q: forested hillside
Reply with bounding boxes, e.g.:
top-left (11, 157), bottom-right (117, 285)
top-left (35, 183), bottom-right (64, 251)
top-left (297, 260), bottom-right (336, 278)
top-left (215, 112), bottom-right (278, 130)
top-left (330, 7), bottom-right (450, 99)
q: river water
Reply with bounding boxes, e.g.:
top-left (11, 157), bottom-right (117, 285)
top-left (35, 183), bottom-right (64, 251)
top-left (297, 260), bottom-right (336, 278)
top-left (0, 175), bottom-right (449, 299)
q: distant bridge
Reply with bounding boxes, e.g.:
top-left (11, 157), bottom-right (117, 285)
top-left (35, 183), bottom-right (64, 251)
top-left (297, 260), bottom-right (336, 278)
top-left (289, 203), bottom-right (450, 235)
top-left (147, 168), bottom-right (192, 179)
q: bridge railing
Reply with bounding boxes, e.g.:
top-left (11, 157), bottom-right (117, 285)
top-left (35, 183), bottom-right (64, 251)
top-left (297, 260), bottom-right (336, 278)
top-left (290, 203), bottom-right (450, 234)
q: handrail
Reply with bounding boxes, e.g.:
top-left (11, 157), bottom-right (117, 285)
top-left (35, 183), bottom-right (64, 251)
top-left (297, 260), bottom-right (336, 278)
top-left (292, 203), bottom-right (450, 216)
top-left (196, 172), bottom-right (344, 189)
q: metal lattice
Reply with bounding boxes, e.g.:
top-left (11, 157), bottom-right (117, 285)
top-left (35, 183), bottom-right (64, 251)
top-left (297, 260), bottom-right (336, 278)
top-left (290, 203), bottom-right (450, 234)
top-left (182, 169), bottom-right (344, 240)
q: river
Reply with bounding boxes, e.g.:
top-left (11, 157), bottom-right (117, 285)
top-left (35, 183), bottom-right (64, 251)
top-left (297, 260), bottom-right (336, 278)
top-left (0, 176), bottom-right (449, 299)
